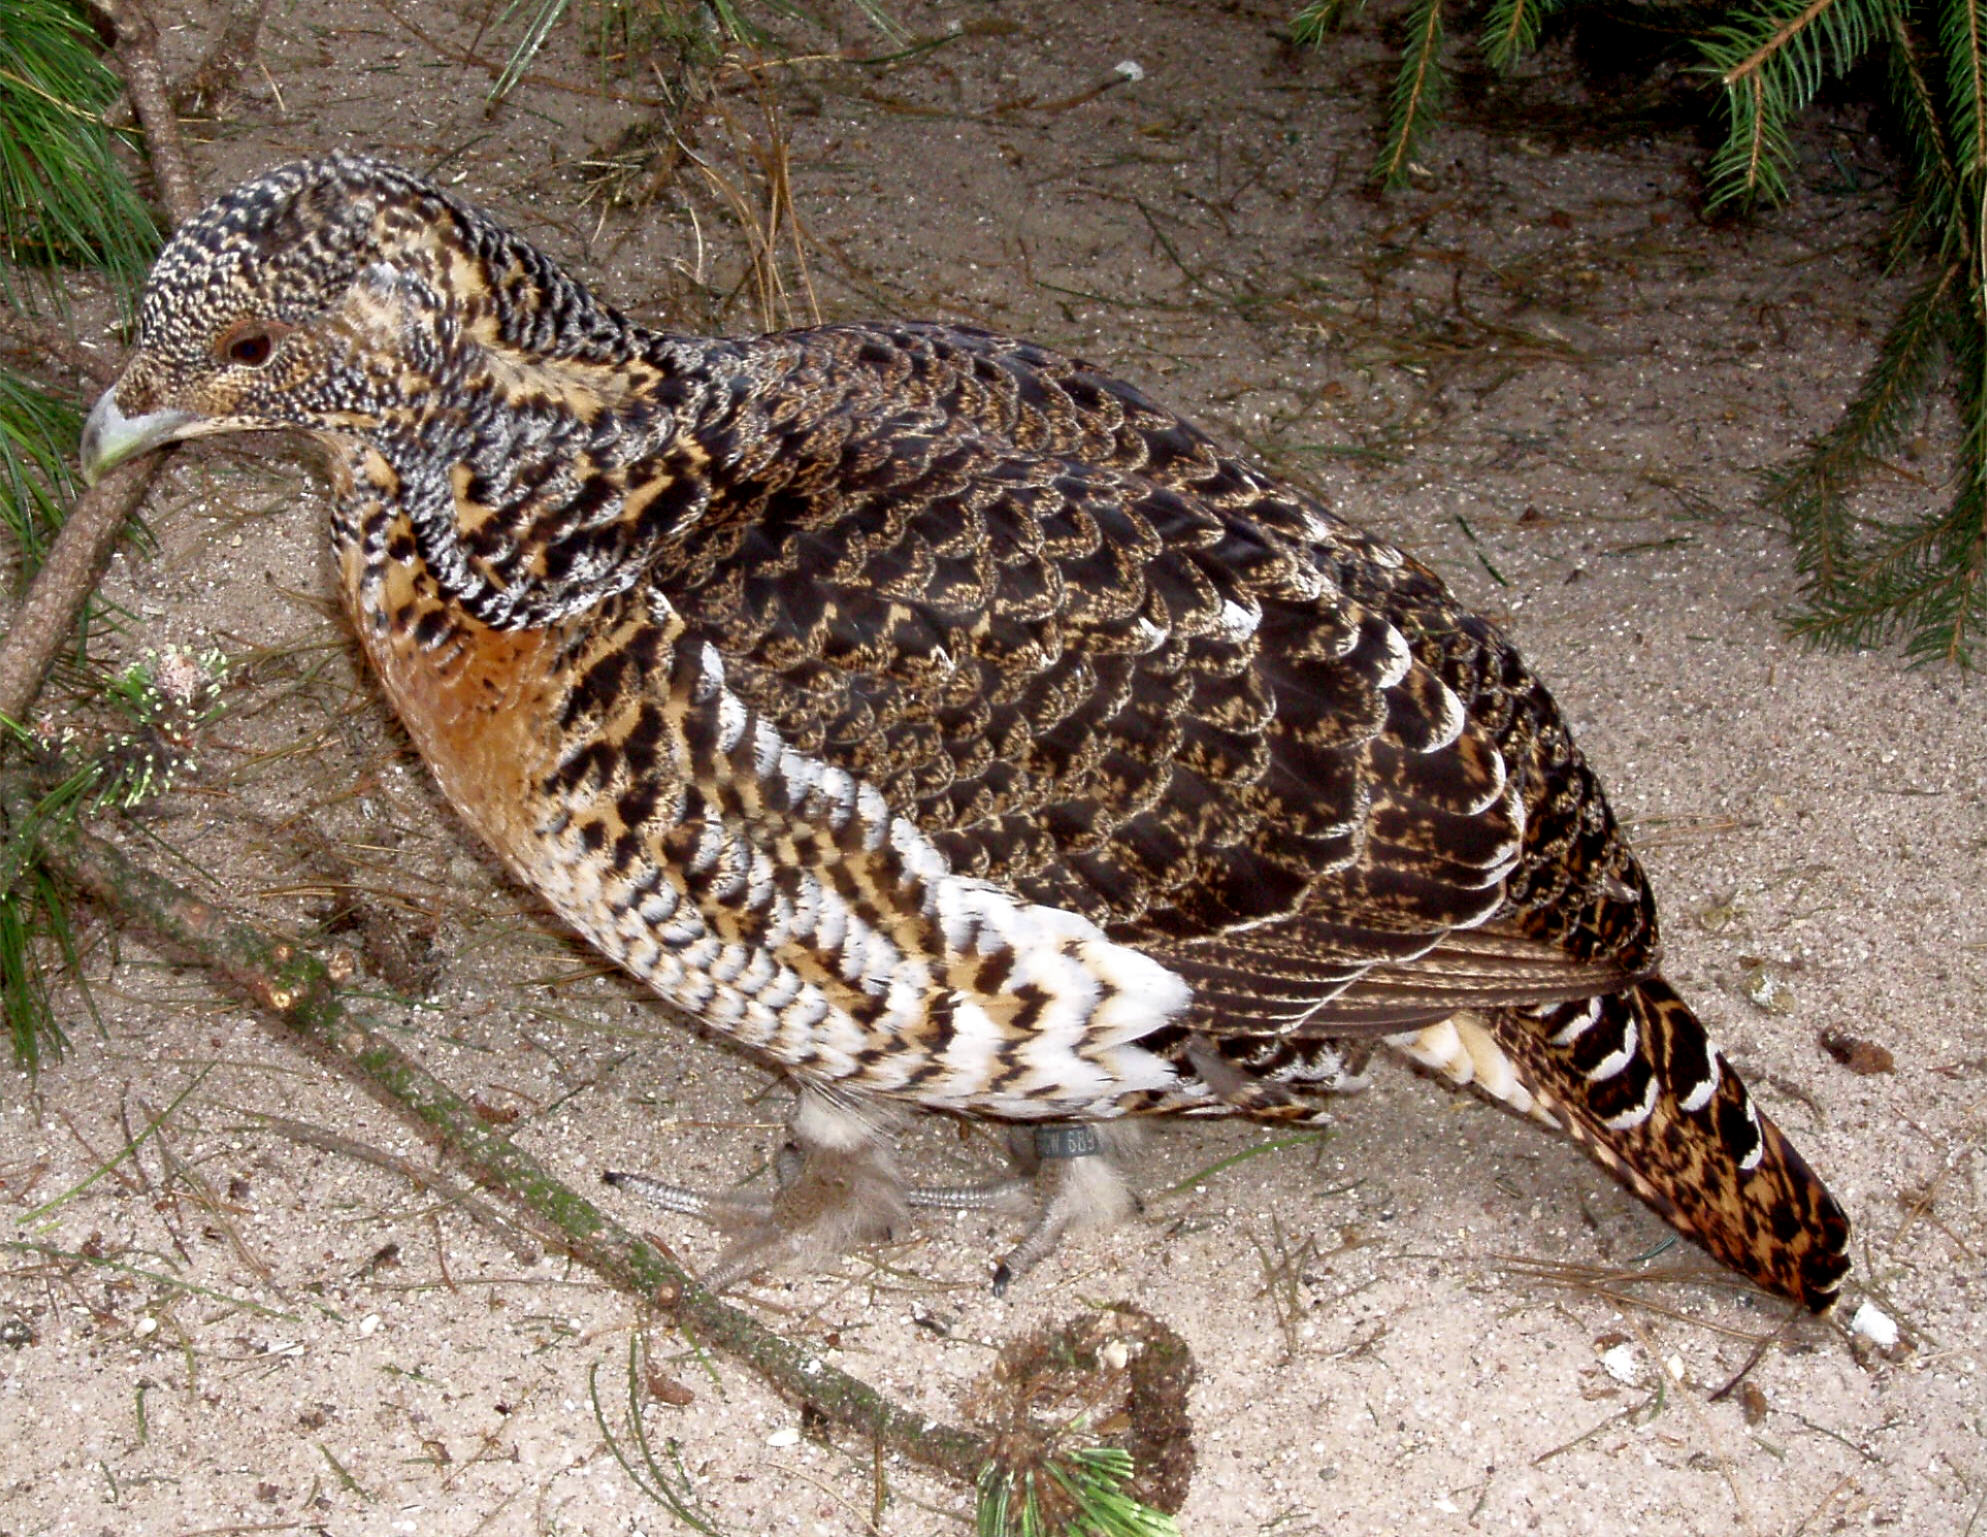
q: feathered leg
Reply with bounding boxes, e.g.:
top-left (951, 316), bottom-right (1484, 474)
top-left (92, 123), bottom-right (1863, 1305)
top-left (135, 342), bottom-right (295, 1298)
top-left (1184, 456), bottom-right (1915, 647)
top-left (605, 1088), bottom-right (910, 1291)
top-left (605, 1091), bottom-right (1141, 1292)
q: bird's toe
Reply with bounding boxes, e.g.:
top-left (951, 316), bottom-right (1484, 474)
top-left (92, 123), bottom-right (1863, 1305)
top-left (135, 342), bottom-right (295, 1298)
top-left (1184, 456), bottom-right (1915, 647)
top-left (604, 1093), bottom-right (913, 1292)
top-left (906, 1123), bottom-right (1141, 1294)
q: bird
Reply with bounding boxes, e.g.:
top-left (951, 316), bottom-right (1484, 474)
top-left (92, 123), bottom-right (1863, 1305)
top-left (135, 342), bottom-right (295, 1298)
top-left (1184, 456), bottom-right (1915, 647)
top-left (81, 154), bottom-right (1850, 1309)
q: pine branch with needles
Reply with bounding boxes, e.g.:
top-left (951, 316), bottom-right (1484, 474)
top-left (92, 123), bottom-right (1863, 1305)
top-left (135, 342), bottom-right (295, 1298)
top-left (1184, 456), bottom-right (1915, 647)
top-left (1296, 0), bottom-right (1987, 663)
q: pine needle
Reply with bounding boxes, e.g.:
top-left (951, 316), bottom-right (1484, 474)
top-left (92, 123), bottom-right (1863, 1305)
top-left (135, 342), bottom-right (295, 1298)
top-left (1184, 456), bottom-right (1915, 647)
top-left (0, 366), bottom-right (80, 581)
top-left (0, 0), bottom-right (159, 304)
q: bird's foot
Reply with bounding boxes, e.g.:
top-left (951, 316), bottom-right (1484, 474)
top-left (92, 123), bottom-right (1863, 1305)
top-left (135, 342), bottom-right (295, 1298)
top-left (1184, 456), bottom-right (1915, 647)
top-left (604, 1091), bottom-right (910, 1293)
top-left (907, 1122), bottom-right (1140, 1295)
top-left (604, 1094), bottom-right (1137, 1294)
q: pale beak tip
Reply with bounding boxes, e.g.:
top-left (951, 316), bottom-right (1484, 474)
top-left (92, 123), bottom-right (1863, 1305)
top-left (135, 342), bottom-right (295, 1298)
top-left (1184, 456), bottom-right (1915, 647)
top-left (79, 388), bottom-right (193, 486)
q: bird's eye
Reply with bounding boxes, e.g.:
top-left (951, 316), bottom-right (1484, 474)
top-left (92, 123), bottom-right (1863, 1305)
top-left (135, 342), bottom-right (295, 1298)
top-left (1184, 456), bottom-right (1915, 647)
top-left (217, 323), bottom-right (282, 368)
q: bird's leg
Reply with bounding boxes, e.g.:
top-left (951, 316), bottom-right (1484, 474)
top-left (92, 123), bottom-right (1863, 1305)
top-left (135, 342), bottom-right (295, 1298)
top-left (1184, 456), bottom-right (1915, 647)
top-left (907, 1122), bottom-right (1141, 1295)
top-left (604, 1098), bottom-right (1139, 1293)
top-left (604, 1088), bottom-right (910, 1292)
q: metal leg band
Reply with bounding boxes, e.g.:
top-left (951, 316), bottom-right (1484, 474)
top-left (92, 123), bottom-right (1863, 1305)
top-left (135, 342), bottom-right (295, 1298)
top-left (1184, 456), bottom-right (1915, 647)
top-left (1033, 1123), bottom-right (1102, 1160)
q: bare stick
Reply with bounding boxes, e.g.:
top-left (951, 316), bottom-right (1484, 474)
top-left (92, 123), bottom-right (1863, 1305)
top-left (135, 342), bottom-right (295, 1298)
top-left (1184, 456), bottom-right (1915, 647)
top-left (10, 780), bottom-right (992, 1491)
top-left (106, 1), bottom-right (202, 228)
top-left (254, 1113), bottom-right (542, 1263)
top-left (0, 0), bottom-right (203, 725)
top-left (0, 458), bottom-right (157, 725)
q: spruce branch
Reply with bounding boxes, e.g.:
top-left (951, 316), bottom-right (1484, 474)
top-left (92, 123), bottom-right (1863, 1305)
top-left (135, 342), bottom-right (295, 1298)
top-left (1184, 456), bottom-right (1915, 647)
top-left (1940, 0), bottom-right (1987, 184)
top-left (1882, 5), bottom-right (1966, 263)
top-left (1789, 491), bottom-right (1987, 663)
top-left (1482, 0), bottom-right (1558, 72)
top-left (1289, 0), bottom-right (1365, 51)
top-left (1767, 262), bottom-right (1960, 600)
top-left (1374, 0), bottom-right (1449, 188)
top-left (1700, 0), bottom-right (1887, 209)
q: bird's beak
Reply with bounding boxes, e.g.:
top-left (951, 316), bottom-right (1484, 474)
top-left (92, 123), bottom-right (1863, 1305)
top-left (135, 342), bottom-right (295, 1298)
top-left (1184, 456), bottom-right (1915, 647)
top-left (79, 386), bottom-right (196, 486)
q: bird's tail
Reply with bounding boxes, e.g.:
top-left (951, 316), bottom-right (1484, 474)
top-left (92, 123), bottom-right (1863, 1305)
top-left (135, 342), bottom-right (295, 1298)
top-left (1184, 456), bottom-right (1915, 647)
top-left (1503, 979), bottom-right (1850, 1311)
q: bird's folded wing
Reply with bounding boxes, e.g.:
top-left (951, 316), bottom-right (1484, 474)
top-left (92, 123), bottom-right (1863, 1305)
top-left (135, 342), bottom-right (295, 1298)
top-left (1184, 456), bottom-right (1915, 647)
top-left (647, 323), bottom-right (1649, 1033)
top-left (1148, 918), bottom-right (1645, 1034)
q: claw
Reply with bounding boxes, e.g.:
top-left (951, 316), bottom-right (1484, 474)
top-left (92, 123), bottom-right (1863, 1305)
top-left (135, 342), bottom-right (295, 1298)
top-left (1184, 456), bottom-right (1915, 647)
top-left (603, 1090), bottom-right (908, 1291)
top-left (907, 1123), bottom-right (1139, 1294)
top-left (603, 1096), bottom-right (1142, 1293)
top-left (990, 1124), bottom-right (1139, 1294)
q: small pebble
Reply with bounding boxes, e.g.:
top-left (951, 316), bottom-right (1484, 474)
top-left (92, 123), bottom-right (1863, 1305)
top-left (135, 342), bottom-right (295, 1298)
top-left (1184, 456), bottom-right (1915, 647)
top-left (1849, 1301), bottom-right (1898, 1350)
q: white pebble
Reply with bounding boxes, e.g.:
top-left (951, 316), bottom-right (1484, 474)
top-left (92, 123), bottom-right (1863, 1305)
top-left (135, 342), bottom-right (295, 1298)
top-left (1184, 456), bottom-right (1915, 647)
top-left (1850, 1301), bottom-right (1898, 1349)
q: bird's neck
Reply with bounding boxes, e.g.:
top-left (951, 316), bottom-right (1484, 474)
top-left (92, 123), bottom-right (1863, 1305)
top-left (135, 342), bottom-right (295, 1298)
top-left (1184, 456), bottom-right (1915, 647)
top-left (331, 226), bottom-right (774, 630)
top-left (428, 209), bottom-right (645, 368)
top-left (326, 316), bottom-right (726, 633)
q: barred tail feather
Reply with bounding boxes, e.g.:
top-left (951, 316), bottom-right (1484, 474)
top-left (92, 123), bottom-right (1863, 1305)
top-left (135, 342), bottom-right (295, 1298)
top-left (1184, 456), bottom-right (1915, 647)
top-left (1507, 980), bottom-right (1850, 1312)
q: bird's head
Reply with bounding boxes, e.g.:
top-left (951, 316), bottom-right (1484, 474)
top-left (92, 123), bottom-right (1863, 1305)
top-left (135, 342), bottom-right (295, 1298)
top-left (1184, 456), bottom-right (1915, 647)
top-left (81, 156), bottom-right (426, 482)
top-left (79, 155), bottom-right (634, 486)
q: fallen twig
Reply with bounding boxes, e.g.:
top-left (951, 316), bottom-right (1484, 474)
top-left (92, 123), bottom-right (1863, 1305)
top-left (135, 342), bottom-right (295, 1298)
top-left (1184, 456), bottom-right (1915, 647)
top-left (7, 775), bottom-right (993, 1491)
top-left (0, 457), bottom-right (157, 725)
top-left (103, 1), bottom-right (202, 227)
top-left (253, 1112), bottom-right (543, 1265)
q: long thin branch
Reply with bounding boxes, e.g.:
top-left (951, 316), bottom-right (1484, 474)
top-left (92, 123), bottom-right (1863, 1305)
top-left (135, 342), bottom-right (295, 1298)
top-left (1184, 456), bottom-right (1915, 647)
top-left (0, 0), bottom-right (197, 727)
top-left (255, 1112), bottom-right (542, 1264)
top-left (11, 779), bottom-right (992, 1491)
top-left (106, 0), bottom-right (202, 228)
top-left (0, 458), bottom-right (156, 725)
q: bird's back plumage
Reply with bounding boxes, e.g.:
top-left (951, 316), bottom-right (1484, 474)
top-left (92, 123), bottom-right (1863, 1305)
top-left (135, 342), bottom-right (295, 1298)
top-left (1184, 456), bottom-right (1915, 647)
top-left (85, 156), bottom-right (1850, 1310)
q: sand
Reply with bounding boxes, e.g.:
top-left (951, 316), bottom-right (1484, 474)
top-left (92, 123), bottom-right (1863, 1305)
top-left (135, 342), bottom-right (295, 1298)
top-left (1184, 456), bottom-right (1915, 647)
top-left (2, 3), bottom-right (1981, 1533)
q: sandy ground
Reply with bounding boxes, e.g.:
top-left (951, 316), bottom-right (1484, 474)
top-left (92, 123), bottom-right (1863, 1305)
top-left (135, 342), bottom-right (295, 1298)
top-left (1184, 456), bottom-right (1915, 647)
top-left (2, 2), bottom-right (1984, 1534)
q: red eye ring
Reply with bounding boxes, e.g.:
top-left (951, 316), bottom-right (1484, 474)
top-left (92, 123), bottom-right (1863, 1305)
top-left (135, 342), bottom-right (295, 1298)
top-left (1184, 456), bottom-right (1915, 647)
top-left (216, 320), bottom-right (287, 368)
